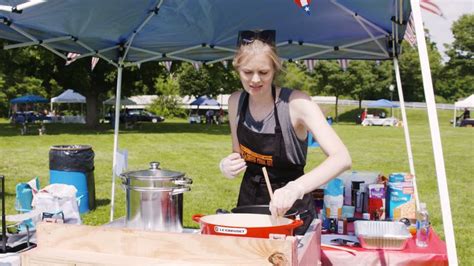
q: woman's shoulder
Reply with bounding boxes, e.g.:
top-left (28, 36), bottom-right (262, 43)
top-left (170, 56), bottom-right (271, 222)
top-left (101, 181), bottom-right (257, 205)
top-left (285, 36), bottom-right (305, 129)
top-left (228, 90), bottom-right (245, 107)
top-left (281, 87), bottom-right (311, 101)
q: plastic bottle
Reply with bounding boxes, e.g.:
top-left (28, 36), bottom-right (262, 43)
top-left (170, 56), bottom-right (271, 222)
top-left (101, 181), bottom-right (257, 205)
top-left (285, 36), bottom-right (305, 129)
top-left (416, 202), bottom-right (430, 247)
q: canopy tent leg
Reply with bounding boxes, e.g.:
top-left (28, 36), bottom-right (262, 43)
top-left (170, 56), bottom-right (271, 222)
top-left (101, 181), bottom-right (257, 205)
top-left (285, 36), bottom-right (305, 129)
top-left (393, 58), bottom-right (419, 209)
top-left (110, 66), bottom-right (123, 222)
top-left (453, 108), bottom-right (457, 128)
top-left (411, 0), bottom-right (458, 264)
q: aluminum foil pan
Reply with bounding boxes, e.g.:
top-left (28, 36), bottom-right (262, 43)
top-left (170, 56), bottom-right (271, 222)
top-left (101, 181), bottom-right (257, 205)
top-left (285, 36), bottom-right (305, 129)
top-left (354, 221), bottom-right (412, 250)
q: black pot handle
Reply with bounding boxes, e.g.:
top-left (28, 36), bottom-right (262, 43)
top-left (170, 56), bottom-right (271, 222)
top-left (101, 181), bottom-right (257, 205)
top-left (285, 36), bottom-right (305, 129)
top-left (215, 208), bottom-right (230, 214)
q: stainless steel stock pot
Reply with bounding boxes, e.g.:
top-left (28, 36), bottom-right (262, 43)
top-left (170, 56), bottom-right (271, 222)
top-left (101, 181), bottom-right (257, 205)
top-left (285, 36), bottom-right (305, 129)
top-left (120, 162), bottom-right (192, 232)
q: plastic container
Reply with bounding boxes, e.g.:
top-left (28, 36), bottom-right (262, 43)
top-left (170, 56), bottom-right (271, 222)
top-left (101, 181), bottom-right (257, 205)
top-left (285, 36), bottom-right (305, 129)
top-left (354, 221), bottom-right (412, 250)
top-left (49, 145), bottom-right (95, 213)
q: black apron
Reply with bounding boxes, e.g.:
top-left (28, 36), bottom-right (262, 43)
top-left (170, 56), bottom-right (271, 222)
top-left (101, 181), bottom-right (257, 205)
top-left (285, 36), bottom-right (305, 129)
top-left (236, 86), bottom-right (315, 235)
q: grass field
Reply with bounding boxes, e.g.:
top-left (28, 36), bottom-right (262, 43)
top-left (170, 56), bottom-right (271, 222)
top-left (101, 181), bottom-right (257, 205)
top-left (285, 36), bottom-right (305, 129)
top-left (0, 107), bottom-right (472, 263)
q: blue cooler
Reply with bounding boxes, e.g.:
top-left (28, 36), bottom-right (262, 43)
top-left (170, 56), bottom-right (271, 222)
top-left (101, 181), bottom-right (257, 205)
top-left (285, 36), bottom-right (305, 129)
top-left (49, 145), bottom-right (95, 213)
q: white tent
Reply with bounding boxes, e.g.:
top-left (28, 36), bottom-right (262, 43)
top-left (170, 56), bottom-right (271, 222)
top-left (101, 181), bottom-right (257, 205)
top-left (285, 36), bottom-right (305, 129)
top-left (50, 89), bottom-right (87, 123)
top-left (51, 89), bottom-right (86, 104)
top-left (127, 95), bottom-right (159, 109)
top-left (453, 94), bottom-right (474, 127)
top-left (51, 89), bottom-right (86, 110)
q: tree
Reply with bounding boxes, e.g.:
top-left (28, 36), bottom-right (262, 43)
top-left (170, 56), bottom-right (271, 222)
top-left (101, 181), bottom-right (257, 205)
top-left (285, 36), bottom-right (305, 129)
top-left (315, 61), bottom-right (353, 122)
top-left (347, 61), bottom-right (381, 110)
top-left (398, 36), bottom-right (444, 102)
top-left (0, 44), bottom-right (59, 116)
top-left (52, 57), bottom-right (115, 127)
top-left (276, 62), bottom-right (319, 94)
top-left (178, 63), bottom-right (240, 97)
top-left (438, 14), bottom-right (474, 101)
top-left (148, 74), bottom-right (186, 118)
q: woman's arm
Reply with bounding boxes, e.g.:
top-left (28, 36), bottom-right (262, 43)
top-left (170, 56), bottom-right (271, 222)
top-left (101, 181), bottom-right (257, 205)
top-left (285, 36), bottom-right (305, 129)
top-left (290, 90), bottom-right (352, 193)
top-left (218, 91), bottom-right (247, 179)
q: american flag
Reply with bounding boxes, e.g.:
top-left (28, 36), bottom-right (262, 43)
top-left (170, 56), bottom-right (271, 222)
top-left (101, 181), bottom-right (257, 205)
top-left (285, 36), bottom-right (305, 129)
top-left (66, 52), bottom-right (100, 71)
top-left (65, 52), bottom-right (80, 66)
top-left (338, 59), bottom-right (349, 71)
top-left (404, 0), bottom-right (444, 47)
top-left (420, 0), bottom-right (444, 17)
top-left (91, 57), bottom-right (100, 71)
top-left (303, 59), bottom-right (317, 73)
top-left (404, 15), bottom-right (417, 47)
top-left (293, 0), bottom-right (311, 15)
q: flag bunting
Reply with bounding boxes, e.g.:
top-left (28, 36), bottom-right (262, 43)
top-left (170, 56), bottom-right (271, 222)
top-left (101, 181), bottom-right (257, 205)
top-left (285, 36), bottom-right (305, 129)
top-left (293, 0), bottom-right (311, 15)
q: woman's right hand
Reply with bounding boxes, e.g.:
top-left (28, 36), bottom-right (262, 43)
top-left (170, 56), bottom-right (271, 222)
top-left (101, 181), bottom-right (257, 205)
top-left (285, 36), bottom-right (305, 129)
top-left (219, 153), bottom-right (247, 179)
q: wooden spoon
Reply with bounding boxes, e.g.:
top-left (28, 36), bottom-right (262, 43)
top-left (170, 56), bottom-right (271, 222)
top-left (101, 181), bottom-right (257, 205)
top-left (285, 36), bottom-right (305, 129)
top-left (262, 166), bottom-right (283, 224)
top-left (262, 167), bottom-right (274, 202)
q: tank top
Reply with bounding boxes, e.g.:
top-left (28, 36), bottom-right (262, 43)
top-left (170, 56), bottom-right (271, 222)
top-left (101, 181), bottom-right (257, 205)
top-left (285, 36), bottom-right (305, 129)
top-left (237, 88), bottom-right (308, 166)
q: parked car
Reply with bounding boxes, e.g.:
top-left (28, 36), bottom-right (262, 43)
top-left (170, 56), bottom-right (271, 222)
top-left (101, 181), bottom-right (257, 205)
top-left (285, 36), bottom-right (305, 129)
top-left (105, 109), bottom-right (164, 123)
top-left (125, 109), bottom-right (164, 123)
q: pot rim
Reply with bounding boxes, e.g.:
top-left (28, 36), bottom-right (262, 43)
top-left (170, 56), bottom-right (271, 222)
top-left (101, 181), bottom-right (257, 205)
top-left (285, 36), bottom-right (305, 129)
top-left (231, 205), bottom-right (298, 216)
top-left (193, 213), bottom-right (298, 228)
top-left (120, 171), bottom-right (185, 181)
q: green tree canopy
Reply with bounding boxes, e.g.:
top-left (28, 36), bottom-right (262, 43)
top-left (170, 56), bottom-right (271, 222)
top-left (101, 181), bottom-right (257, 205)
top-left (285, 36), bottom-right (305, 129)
top-left (438, 14), bottom-right (474, 101)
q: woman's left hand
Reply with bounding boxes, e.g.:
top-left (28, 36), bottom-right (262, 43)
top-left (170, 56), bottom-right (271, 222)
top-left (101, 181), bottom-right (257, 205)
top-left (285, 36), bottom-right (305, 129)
top-left (269, 181), bottom-right (305, 217)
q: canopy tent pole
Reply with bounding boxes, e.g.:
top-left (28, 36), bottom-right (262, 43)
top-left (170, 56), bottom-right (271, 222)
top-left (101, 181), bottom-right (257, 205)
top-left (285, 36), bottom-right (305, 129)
top-left (411, 0), bottom-right (458, 264)
top-left (453, 108), bottom-right (457, 128)
top-left (393, 58), bottom-right (419, 209)
top-left (110, 66), bottom-right (123, 222)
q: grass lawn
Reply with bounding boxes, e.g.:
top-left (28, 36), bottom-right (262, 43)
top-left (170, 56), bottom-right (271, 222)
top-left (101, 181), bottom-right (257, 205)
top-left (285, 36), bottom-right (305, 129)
top-left (0, 107), bottom-right (472, 263)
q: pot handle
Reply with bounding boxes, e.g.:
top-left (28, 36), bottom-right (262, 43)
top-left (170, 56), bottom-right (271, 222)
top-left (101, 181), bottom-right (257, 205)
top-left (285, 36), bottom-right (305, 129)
top-left (192, 214), bottom-right (204, 223)
top-left (173, 177), bottom-right (193, 186)
top-left (285, 219), bottom-right (304, 230)
top-left (171, 186), bottom-right (191, 195)
top-left (295, 209), bottom-right (308, 218)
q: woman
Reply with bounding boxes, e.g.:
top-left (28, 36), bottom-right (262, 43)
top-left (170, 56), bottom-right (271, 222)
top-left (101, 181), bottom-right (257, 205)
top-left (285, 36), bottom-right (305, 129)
top-left (219, 30), bottom-right (351, 234)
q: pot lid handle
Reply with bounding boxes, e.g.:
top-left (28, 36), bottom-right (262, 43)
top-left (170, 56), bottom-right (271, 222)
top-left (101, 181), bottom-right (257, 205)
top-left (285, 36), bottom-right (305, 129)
top-left (149, 161), bottom-right (160, 170)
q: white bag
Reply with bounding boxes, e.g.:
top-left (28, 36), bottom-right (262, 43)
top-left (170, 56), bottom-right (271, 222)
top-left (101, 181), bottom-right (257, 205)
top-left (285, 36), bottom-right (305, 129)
top-left (31, 184), bottom-right (81, 224)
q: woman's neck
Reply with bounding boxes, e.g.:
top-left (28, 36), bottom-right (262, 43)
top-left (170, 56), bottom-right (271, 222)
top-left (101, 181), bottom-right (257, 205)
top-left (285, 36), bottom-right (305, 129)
top-left (248, 86), bottom-right (275, 106)
top-left (248, 86), bottom-right (278, 121)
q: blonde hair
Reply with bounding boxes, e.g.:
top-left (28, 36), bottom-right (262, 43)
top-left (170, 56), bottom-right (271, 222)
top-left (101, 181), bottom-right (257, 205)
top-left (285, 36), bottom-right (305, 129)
top-left (232, 40), bottom-right (282, 73)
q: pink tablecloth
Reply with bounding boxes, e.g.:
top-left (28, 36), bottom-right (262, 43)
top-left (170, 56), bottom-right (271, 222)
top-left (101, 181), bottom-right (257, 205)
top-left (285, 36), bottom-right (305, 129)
top-left (321, 230), bottom-right (448, 266)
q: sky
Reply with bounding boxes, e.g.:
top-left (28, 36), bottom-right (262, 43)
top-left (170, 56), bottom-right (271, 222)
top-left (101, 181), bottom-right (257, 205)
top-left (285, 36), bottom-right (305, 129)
top-left (421, 0), bottom-right (474, 58)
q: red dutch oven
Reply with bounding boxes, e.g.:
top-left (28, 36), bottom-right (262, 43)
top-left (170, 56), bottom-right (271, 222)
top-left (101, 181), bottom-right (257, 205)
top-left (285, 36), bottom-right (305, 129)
top-left (192, 213), bottom-right (303, 238)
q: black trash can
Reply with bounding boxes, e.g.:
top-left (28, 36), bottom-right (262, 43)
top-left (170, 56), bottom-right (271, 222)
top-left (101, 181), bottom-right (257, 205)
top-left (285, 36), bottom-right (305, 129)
top-left (49, 145), bottom-right (95, 213)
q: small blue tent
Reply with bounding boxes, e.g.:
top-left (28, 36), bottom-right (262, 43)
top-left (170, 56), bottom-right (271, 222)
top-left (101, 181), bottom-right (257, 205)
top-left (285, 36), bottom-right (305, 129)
top-left (10, 95), bottom-right (48, 104)
top-left (190, 96), bottom-right (220, 107)
top-left (367, 99), bottom-right (399, 108)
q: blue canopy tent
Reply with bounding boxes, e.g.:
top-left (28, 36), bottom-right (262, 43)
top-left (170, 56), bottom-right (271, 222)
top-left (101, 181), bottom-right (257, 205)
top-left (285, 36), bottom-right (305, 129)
top-left (368, 99), bottom-right (400, 118)
top-left (10, 95), bottom-right (48, 104)
top-left (190, 96), bottom-right (220, 107)
top-left (0, 1), bottom-right (457, 262)
top-left (9, 94), bottom-right (49, 124)
top-left (367, 99), bottom-right (400, 108)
